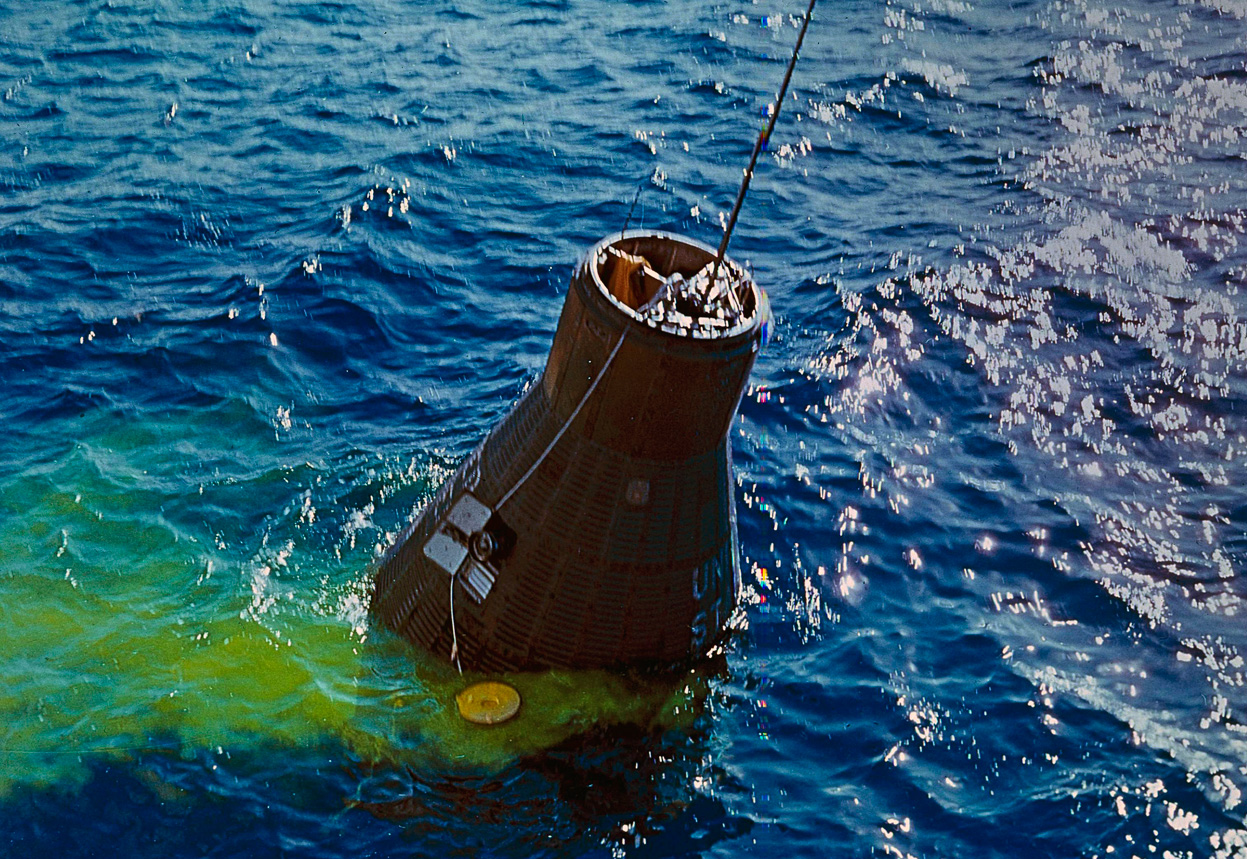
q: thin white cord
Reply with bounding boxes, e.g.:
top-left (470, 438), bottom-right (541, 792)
top-left (449, 573), bottom-right (462, 674)
top-left (496, 331), bottom-right (627, 511)
top-left (446, 330), bottom-right (626, 672)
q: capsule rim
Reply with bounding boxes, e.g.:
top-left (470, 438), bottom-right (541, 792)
top-left (581, 230), bottom-right (762, 343)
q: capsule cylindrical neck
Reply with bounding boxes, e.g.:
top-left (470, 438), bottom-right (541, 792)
top-left (540, 231), bottom-right (762, 462)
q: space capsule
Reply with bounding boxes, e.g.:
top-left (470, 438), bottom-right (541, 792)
top-left (371, 229), bottom-right (764, 672)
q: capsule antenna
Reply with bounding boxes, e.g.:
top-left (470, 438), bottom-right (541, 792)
top-left (709, 0), bottom-right (818, 310)
top-left (620, 177), bottom-right (647, 243)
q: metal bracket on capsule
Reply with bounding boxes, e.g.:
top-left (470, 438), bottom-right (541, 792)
top-left (422, 492), bottom-right (514, 604)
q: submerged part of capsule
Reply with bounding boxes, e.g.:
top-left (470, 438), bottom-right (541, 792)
top-left (370, 230), bottom-right (763, 672)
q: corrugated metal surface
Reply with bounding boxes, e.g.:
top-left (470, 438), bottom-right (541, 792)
top-left (370, 231), bottom-right (761, 671)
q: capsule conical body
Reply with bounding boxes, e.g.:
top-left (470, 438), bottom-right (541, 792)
top-left (371, 231), bottom-right (762, 672)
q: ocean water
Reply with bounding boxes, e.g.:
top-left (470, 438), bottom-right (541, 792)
top-left (2, 0), bottom-right (1246, 856)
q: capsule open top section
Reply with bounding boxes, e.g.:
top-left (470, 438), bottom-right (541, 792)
top-left (591, 231), bottom-right (758, 340)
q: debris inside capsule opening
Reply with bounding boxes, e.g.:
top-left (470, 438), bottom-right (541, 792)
top-left (596, 239), bottom-right (754, 339)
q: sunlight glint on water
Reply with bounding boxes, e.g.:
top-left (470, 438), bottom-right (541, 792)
top-left (1, 0), bottom-right (1246, 855)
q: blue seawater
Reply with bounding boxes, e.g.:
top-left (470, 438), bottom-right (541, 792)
top-left (2, 0), bottom-right (1247, 856)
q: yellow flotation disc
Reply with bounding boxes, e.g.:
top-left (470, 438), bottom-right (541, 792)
top-left (456, 681), bottom-right (521, 725)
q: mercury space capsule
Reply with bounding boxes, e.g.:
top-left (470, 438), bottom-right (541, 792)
top-left (370, 230), bottom-right (765, 672)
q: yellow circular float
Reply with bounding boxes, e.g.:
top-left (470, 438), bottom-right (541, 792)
top-left (455, 681), bottom-right (521, 725)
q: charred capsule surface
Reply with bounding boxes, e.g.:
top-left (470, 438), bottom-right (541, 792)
top-left (371, 230), bottom-right (763, 672)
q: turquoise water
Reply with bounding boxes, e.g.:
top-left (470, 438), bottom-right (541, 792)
top-left (3, 0), bottom-right (1247, 855)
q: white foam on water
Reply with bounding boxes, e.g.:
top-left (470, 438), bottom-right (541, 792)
top-left (798, 0), bottom-right (1247, 850)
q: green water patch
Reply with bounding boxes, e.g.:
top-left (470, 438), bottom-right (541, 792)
top-left (0, 581), bottom-right (704, 794)
top-left (0, 404), bottom-right (705, 795)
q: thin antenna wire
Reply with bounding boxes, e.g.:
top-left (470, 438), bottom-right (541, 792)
top-left (620, 178), bottom-right (646, 241)
top-left (709, 0), bottom-right (818, 302)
